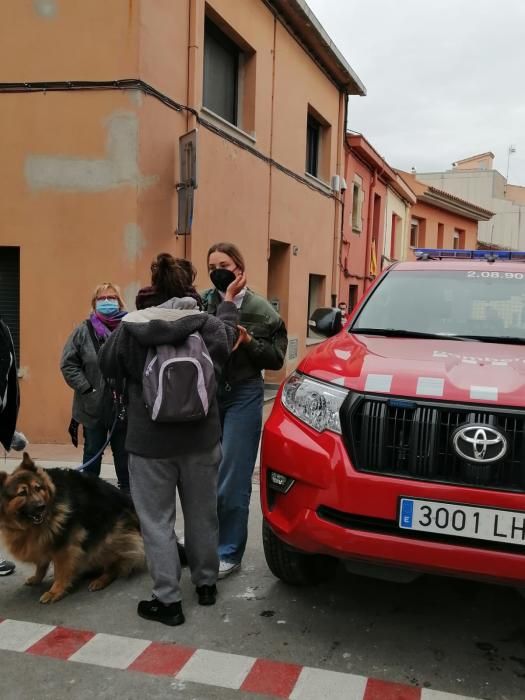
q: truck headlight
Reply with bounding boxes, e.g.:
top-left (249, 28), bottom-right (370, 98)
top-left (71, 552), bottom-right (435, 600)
top-left (282, 372), bottom-right (348, 434)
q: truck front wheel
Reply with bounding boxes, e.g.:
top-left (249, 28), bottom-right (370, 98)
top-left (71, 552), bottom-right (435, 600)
top-left (262, 520), bottom-right (336, 585)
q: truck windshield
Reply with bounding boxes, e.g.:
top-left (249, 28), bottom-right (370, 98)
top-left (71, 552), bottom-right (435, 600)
top-left (351, 269), bottom-right (525, 343)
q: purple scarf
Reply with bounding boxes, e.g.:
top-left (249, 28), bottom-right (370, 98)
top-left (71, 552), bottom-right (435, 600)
top-left (89, 310), bottom-right (127, 340)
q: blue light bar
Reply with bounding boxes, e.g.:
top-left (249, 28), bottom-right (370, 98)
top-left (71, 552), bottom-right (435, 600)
top-left (415, 248), bottom-right (525, 261)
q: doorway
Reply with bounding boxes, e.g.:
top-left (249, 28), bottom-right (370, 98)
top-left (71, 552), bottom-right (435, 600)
top-left (266, 240), bottom-right (290, 384)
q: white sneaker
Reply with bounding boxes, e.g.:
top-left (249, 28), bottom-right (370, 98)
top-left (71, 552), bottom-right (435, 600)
top-left (10, 432), bottom-right (28, 452)
top-left (218, 560), bottom-right (241, 579)
top-left (0, 559), bottom-right (15, 576)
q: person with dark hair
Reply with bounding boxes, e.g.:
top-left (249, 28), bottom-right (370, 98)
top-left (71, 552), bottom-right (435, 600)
top-left (203, 242), bottom-right (288, 578)
top-left (135, 254), bottom-right (202, 310)
top-left (0, 316), bottom-right (29, 576)
top-left (60, 282), bottom-right (129, 491)
top-left (98, 253), bottom-right (244, 626)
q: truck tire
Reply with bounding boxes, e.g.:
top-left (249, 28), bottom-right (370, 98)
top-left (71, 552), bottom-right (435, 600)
top-left (262, 520), bottom-right (336, 585)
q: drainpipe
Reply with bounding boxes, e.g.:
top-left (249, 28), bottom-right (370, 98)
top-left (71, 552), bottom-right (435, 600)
top-left (331, 90), bottom-right (345, 306)
top-left (266, 14), bottom-right (277, 262)
top-left (364, 170), bottom-right (377, 288)
top-left (186, 0), bottom-right (199, 132)
top-left (184, 0), bottom-right (201, 259)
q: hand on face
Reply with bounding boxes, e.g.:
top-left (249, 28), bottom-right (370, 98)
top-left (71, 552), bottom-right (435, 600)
top-left (224, 272), bottom-right (247, 302)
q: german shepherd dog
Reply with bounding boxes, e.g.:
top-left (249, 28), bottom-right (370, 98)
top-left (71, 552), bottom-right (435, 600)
top-left (0, 453), bottom-right (145, 603)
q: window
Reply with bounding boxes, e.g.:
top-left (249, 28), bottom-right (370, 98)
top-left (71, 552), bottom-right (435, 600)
top-left (453, 228), bottom-right (466, 249)
top-left (306, 114), bottom-right (321, 177)
top-left (437, 222), bottom-right (444, 248)
top-left (349, 284), bottom-right (359, 310)
top-left (389, 214), bottom-right (397, 259)
top-left (0, 247), bottom-right (20, 362)
top-left (307, 273), bottom-right (326, 338)
top-left (203, 18), bottom-right (239, 125)
top-left (390, 213), bottom-right (402, 260)
top-left (410, 217), bottom-right (426, 248)
top-left (351, 176), bottom-right (363, 232)
top-left (410, 217), bottom-right (420, 247)
top-left (305, 107), bottom-right (331, 181)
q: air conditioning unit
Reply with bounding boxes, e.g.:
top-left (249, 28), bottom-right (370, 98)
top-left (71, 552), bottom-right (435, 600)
top-left (331, 175), bottom-right (347, 193)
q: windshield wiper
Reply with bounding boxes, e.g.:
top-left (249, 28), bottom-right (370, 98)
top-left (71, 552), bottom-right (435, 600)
top-left (454, 335), bottom-right (525, 345)
top-left (350, 328), bottom-right (477, 341)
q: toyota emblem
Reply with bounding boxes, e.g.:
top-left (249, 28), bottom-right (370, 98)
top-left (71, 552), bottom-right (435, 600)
top-left (452, 424), bottom-right (508, 464)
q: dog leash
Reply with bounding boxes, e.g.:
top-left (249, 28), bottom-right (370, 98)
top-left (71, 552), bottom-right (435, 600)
top-left (73, 390), bottom-right (126, 472)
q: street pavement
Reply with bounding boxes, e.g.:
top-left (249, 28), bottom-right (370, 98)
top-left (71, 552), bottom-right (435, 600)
top-left (2, 448), bottom-right (525, 699)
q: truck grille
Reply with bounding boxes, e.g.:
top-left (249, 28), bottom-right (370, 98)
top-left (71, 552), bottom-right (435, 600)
top-left (341, 394), bottom-right (525, 493)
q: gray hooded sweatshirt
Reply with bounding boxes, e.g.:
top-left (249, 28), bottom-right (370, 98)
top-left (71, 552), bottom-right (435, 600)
top-left (98, 297), bottom-right (239, 458)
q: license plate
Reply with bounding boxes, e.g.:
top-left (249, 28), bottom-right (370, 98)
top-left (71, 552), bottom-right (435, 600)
top-left (399, 498), bottom-right (525, 546)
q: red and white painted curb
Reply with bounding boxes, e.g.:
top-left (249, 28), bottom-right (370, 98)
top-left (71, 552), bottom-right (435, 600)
top-left (0, 617), bottom-right (479, 699)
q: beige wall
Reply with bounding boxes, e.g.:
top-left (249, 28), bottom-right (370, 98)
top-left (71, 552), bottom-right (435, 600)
top-left (139, 0), bottom-right (190, 105)
top-left (0, 0), bottom-right (345, 441)
top-left (271, 21), bottom-right (341, 184)
top-left (0, 88), bottom-right (178, 441)
top-left (454, 154), bottom-right (494, 171)
top-left (418, 170), bottom-right (524, 249)
top-left (384, 188), bottom-right (410, 261)
top-left (505, 184), bottom-right (525, 206)
top-left (2, 0), bottom-right (139, 81)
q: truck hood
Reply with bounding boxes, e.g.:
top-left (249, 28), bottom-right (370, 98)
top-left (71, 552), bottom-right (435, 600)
top-left (301, 333), bottom-right (525, 407)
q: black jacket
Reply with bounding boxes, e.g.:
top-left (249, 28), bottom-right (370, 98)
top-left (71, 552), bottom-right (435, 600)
top-left (98, 298), bottom-right (239, 458)
top-left (0, 319), bottom-right (19, 451)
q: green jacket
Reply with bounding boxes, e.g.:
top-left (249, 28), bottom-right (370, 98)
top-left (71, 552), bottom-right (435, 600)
top-left (202, 288), bottom-right (288, 385)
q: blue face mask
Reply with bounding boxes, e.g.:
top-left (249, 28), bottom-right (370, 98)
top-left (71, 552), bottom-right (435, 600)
top-left (96, 299), bottom-right (120, 316)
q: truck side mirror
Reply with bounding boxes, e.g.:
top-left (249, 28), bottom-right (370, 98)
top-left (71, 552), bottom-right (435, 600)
top-left (308, 308), bottom-right (342, 338)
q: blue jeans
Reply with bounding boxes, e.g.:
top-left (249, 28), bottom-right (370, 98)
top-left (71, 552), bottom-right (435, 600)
top-left (82, 421), bottom-right (129, 491)
top-left (217, 378), bottom-right (264, 564)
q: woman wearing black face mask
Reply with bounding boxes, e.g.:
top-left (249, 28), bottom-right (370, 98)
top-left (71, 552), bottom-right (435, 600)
top-left (202, 242), bottom-right (288, 579)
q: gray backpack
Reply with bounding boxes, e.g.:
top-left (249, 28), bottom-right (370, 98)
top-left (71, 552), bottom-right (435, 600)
top-left (143, 332), bottom-right (216, 422)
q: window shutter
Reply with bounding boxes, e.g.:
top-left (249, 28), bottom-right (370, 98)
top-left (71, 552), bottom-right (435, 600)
top-left (358, 187), bottom-right (365, 230)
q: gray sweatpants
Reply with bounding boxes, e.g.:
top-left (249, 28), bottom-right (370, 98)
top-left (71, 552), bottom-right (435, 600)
top-left (129, 444), bottom-right (221, 604)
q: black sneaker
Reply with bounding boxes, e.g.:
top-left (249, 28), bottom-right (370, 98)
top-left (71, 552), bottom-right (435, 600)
top-left (196, 584), bottom-right (217, 606)
top-left (137, 598), bottom-right (185, 626)
top-left (0, 560), bottom-right (15, 576)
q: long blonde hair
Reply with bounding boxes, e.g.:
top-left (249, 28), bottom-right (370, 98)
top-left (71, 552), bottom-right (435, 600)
top-left (91, 282), bottom-right (126, 311)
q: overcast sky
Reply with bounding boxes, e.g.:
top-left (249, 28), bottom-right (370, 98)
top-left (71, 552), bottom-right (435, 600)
top-left (307, 0), bottom-right (525, 185)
